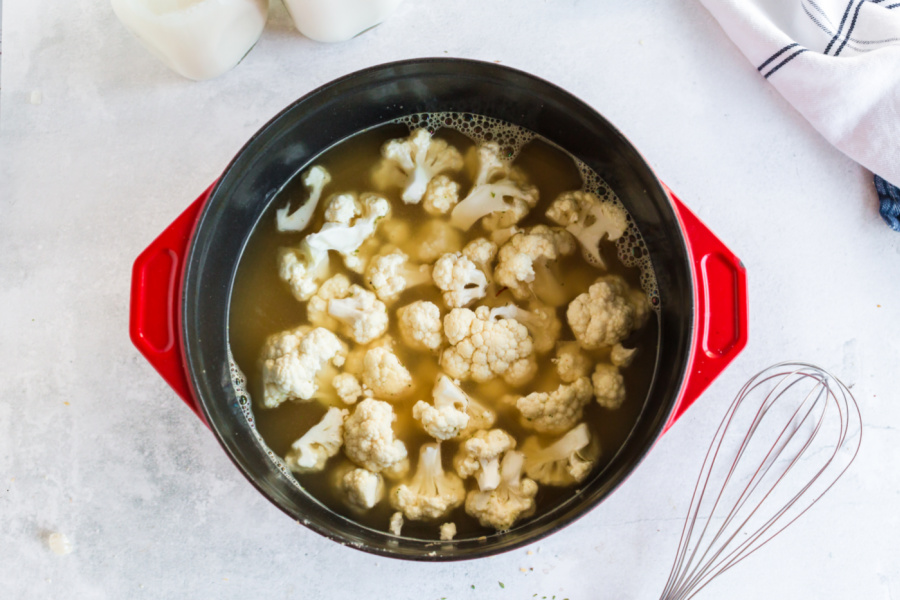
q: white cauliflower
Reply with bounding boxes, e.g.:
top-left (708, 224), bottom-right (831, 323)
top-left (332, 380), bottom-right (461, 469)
top-left (521, 423), bottom-right (596, 486)
top-left (441, 306), bottom-right (535, 385)
top-left (440, 522), bottom-right (457, 541)
top-left (553, 342), bottom-right (592, 383)
top-left (502, 355), bottom-right (538, 388)
top-left (432, 252), bottom-right (489, 308)
top-left (391, 443), bottom-right (465, 521)
top-left (546, 190), bottom-right (629, 268)
top-left (343, 398), bottom-right (408, 473)
top-left (341, 467), bottom-right (385, 510)
top-left (389, 511), bottom-right (404, 536)
top-left (449, 143), bottom-right (539, 231)
top-left (459, 394), bottom-right (497, 440)
top-left (365, 249), bottom-right (432, 302)
top-left (411, 219), bottom-right (464, 263)
top-left (322, 193), bottom-right (359, 224)
top-left (412, 374), bottom-right (471, 441)
top-left (464, 450), bottom-right (538, 531)
top-left (379, 219), bottom-right (411, 245)
top-left (284, 407), bottom-right (348, 473)
top-left (489, 303), bottom-right (561, 354)
top-left (423, 174), bottom-right (461, 215)
top-left (453, 428), bottom-right (517, 491)
top-left (278, 193), bottom-right (390, 299)
top-left (567, 275), bottom-right (650, 349)
top-left (327, 285), bottom-right (389, 344)
top-left (516, 377), bottom-right (593, 434)
top-left (307, 273), bottom-right (351, 330)
top-left (361, 346), bottom-right (413, 400)
top-left (592, 363), bottom-right (626, 409)
top-left (494, 225), bottom-right (576, 306)
top-left (397, 300), bottom-right (443, 351)
top-left (372, 129), bottom-right (464, 204)
top-left (260, 326), bottom-right (347, 408)
top-left (462, 237), bottom-right (498, 282)
top-left (610, 343), bottom-right (637, 368)
top-left (276, 165), bottom-right (331, 233)
top-left (333, 373), bottom-right (362, 404)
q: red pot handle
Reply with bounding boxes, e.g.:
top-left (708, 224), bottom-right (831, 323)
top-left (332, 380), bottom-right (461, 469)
top-left (129, 184), bottom-right (214, 421)
top-left (663, 187), bottom-right (748, 431)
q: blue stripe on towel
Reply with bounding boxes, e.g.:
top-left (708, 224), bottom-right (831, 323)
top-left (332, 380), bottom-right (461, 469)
top-left (875, 175), bottom-right (900, 231)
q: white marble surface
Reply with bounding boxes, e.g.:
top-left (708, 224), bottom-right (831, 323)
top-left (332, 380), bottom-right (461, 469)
top-left (2, 1), bottom-right (898, 598)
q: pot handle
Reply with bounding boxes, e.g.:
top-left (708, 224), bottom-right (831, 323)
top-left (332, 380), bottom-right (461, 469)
top-left (664, 188), bottom-right (748, 431)
top-left (129, 185), bottom-right (214, 420)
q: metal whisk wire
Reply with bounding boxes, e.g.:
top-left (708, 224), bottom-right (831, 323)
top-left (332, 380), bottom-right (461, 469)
top-left (659, 362), bottom-right (862, 600)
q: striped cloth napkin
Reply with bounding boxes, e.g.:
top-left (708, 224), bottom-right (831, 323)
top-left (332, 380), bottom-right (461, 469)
top-left (698, 0), bottom-right (900, 230)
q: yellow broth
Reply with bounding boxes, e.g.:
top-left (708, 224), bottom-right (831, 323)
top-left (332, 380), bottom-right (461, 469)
top-left (228, 122), bottom-right (659, 539)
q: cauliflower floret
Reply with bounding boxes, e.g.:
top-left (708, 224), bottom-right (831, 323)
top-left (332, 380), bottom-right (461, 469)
top-left (365, 249), bottom-right (433, 302)
top-left (307, 273), bottom-right (351, 330)
top-left (391, 443), bottom-right (465, 521)
top-left (521, 423), bottom-right (596, 486)
top-left (453, 428), bottom-right (517, 491)
top-left (462, 237), bottom-right (498, 279)
top-left (341, 467), bottom-right (385, 510)
top-left (449, 143), bottom-right (539, 231)
top-left (278, 193), bottom-right (391, 299)
top-left (494, 225), bottom-right (576, 306)
top-left (276, 165), bottom-right (331, 232)
top-left (489, 303), bottom-right (561, 354)
top-left (440, 522), bottom-right (457, 541)
top-left (592, 363), bottom-right (626, 410)
top-left (343, 399), bottom-right (408, 473)
top-left (397, 300), bottom-right (443, 351)
top-left (412, 374), bottom-right (470, 441)
top-left (261, 326), bottom-right (347, 408)
top-left (327, 285), bottom-right (389, 344)
top-left (411, 220), bottom-right (464, 263)
top-left (372, 129), bottom-right (464, 204)
top-left (464, 450), bottom-right (538, 531)
top-left (284, 407), bottom-right (348, 473)
top-left (432, 252), bottom-right (488, 308)
top-left (361, 346), bottom-right (413, 400)
top-left (333, 373), bottom-right (362, 404)
top-left (546, 190), bottom-right (629, 268)
top-left (441, 306), bottom-right (535, 385)
top-left (502, 354), bottom-right (538, 388)
top-left (553, 341), bottom-right (592, 383)
top-left (323, 192), bottom-right (361, 224)
top-left (379, 219), bottom-right (411, 245)
top-left (610, 343), bottom-right (637, 367)
top-left (277, 244), bottom-right (330, 302)
top-left (423, 174), bottom-right (461, 215)
top-left (567, 275), bottom-right (650, 349)
top-left (516, 377), bottom-right (593, 434)
top-left (389, 511), bottom-right (404, 536)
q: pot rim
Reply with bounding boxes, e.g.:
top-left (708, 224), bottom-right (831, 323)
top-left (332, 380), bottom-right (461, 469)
top-left (181, 57), bottom-right (695, 561)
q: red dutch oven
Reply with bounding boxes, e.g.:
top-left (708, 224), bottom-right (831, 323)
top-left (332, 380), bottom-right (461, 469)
top-left (130, 59), bottom-right (748, 560)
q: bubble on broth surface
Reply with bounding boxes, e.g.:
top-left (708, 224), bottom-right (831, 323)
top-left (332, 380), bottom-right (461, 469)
top-left (229, 351), bottom-right (305, 492)
top-left (395, 112), bottom-right (659, 308)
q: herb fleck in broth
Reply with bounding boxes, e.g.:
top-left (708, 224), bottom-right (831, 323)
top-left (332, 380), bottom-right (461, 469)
top-left (229, 117), bottom-right (659, 540)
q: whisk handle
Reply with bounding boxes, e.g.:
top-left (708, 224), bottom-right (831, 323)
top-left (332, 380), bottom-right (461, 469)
top-left (664, 189), bottom-right (748, 431)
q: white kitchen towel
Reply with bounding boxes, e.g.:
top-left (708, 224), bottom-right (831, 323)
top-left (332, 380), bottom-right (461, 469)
top-left (698, 0), bottom-right (900, 230)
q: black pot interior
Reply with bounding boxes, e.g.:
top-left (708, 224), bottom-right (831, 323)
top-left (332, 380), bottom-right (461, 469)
top-left (181, 58), bottom-right (694, 560)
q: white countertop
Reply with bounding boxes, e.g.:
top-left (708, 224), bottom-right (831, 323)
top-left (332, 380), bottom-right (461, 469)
top-left (2, 1), bottom-right (898, 598)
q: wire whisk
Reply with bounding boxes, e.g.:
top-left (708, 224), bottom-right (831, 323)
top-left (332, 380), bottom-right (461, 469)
top-left (659, 362), bottom-right (862, 600)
